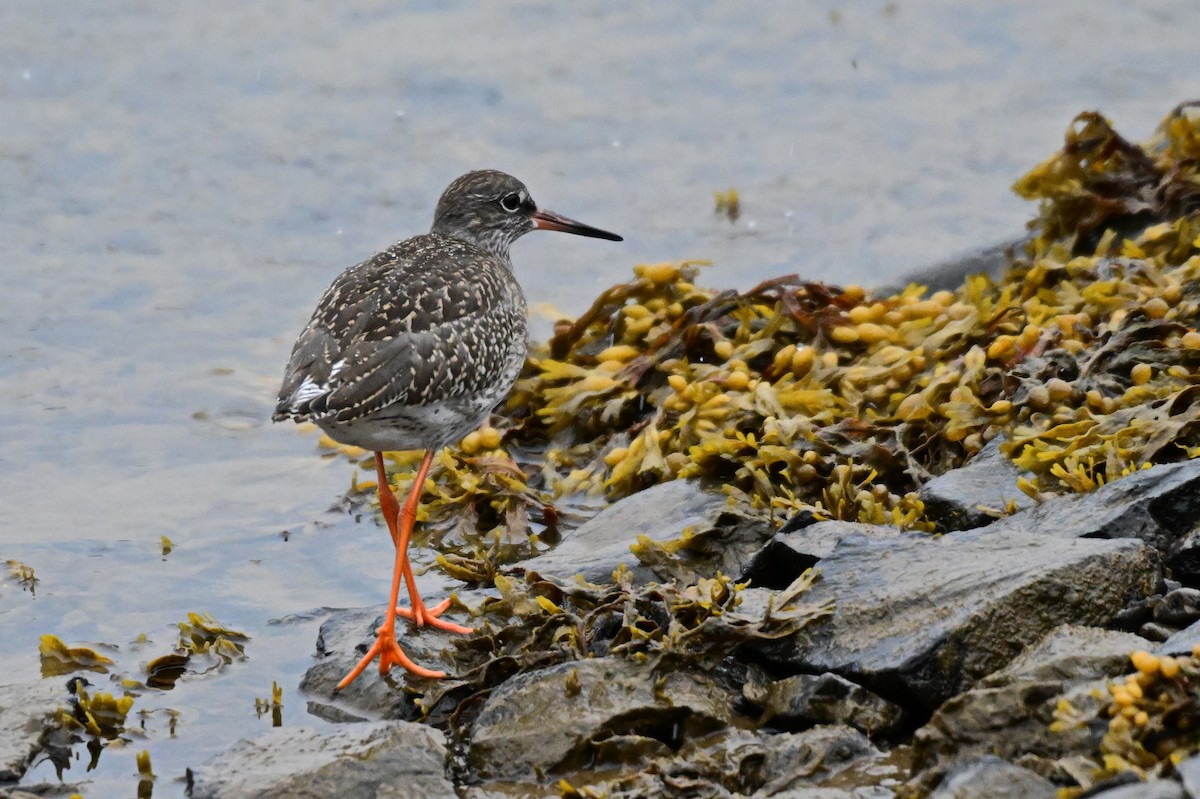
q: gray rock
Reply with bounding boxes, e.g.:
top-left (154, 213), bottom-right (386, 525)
top-left (1000, 459), bottom-right (1200, 551)
top-left (1142, 621), bottom-right (1176, 642)
top-left (467, 656), bottom-right (736, 782)
top-left (908, 678), bottom-right (1109, 797)
top-left (0, 681), bottom-right (69, 783)
top-left (744, 671), bottom-right (903, 736)
top-left (553, 726), bottom-right (882, 799)
top-left (752, 726), bottom-right (881, 795)
top-left (928, 756), bottom-right (1056, 799)
top-left (299, 605), bottom-right (469, 721)
top-left (1167, 525), bottom-right (1200, 582)
top-left (188, 721), bottom-right (454, 799)
top-left (919, 437), bottom-right (1034, 531)
top-left (461, 788), bottom-right (557, 799)
top-left (0, 786), bottom-right (83, 799)
top-left (981, 624), bottom-right (1151, 687)
top-left (878, 236), bottom-right (1028, 296)
top-left (757, 527), bottom-right (1160, 711)
top-left (752, 790), bottom-right (862, 799)
top-left (741, 521), bottom-right (903, 589)
top-left (515, 479), bottom-right (733, 583)
top-left (1154, 587), bottom-right (1200, 627)
top-left (1158, 619), bottom-right (1200, 657)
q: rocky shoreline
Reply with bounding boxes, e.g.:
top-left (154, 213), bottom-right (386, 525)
top-left (180, 454), bottom-right (1199, 799)
top-left (9, 104), bottom-right (1200, 798)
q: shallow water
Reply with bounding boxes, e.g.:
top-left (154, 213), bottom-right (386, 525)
top-left (3, 1), bottom-right (1199, 794)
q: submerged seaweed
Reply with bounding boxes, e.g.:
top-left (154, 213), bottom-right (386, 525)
top-left (39, 634), bottom-right (114, 678)
top-left (6, 558), bottom-right (39, 595)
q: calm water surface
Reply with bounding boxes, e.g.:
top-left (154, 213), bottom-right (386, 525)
top-left (2, 1), bottom-right (1199, 794)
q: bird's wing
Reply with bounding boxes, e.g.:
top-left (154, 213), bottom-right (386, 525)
top-left (273, 236), bottom-right (525, 423)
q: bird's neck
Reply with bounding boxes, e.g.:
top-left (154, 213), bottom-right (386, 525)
top-left (431, 225), bottom-right (514, 265)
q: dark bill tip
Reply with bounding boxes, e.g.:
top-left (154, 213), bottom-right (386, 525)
top-left (533, 209), bottom-right (623, 242)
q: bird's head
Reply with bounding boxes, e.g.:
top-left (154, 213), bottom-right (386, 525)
top-left (431, 170), bottom-right (622, 259)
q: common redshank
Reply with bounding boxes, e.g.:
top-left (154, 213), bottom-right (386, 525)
top-left (274, 170), bottom-right (622, 688)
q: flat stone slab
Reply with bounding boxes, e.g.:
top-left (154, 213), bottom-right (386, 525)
top-left (742, 520), bottom-right (903, 589)
top-left (515, 479), bottom-right (731, 583)
top-left (920, 437), bottom-right (1034, 531)
top-left (757, 526), bottom-right (1160, 710)
top-left (996, 459), bottom-right (1200, 551)
top-left (981, 624), bottom-right (1151, 687)
top-left (188, 721), bottom-right (454, 799)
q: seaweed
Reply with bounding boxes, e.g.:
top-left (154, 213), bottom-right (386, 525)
top-left (1050, 647), bottom-right (1200, 793)
top-left (416, 568), bottom-right (829, 725)
top-left (39, 634), bottom-right (114, 677)
top-left (6, 558), bottom-right (39, 595)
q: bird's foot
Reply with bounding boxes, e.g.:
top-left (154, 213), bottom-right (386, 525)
top-left (396, 596), bottom-right (474, 635)
top-left (336, 621), bottom-right (444, 690)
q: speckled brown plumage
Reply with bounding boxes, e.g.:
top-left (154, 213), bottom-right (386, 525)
top-left (274, 169), bottom-right (622, 453)
top-left (274, 232), bottom-right (529, 450)
top-left (272, 169), bottom-right (621, 687)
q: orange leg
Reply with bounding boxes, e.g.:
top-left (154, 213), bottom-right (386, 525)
top-left (373, 452), bottom-right (473, 633)
top-left (335, 450), bottom-right (470, 690)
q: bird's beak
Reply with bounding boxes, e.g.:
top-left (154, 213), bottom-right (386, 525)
top-left (532, 209), bottom-right (623, 242)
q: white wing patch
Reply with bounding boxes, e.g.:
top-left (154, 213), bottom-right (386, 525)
top-left (291, 376), bottom-right (329, 406)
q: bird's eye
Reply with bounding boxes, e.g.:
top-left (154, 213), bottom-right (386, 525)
top-left (499, 192), bottom-right (522, 212)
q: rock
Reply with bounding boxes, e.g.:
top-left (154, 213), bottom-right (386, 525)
top-left (1112, 593), bottom-right (1164, 633)
top-left (907, 626), bottom-right (1153, 793)
top-left (741, 521), bottom-right (903, 589)
top-left (906, 678), bottom-right (1108, 797)
top-left (1158, 619), bottom-right (1200, 657)
top-left (1141, 621), bottom-right (1176, 642)
top-left (467, 656), bottom-right (736, 783)
top-left (752, 726), bottom-right (882, 795)
top-left (752, 790), bottom-right (861, 799)
top-left (927, 756), bottom-right (1056, 799)
top-left (515, 479), bottom-right (734, 583)
top-left (919, 437), bottom-right (1034, 531)
top-left (187, 721), bottom-right (454, 799)
top-left (998, 459), bottom-right (1200, 551)
top-left (1154, 587), bottom-right (1200, 627)
top-left (0, 681), bottom-right (70, 784)
top-left (755, 527), bottom-right (1159, 712)
top-left (877, 236), bottom-right (1029, 296)
top-left (980, 625), bottom-right (1150, 687)
top-left (560, 726), bottom-right (881, 799)
top-left (1167, 525), bottom-right (1200, 583)
top-left (299, 605), bottom-right (467, 721)
top-left (743, 671), bottom-right (903, 736)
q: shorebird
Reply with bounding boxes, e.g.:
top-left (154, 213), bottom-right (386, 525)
top-left (274, 170), bottom-right (622, 688)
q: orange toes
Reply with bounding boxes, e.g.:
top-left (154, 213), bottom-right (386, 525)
top-left (395, 596), bottom-right (474, 634)
top-left (335, 623), bottom-right (444, 690)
